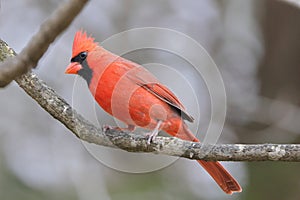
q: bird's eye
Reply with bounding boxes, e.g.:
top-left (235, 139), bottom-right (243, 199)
top-left (71, 51), bottom-right (87, 63)
top-left (79, 52), bottom-right (87, 60)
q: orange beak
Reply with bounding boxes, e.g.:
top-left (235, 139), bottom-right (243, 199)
top-left (65, 62), bottom-right (82, 74)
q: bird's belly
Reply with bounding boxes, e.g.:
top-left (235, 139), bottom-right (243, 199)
top-left (128, 88), bottom-right (172, 127)
top-left (93, 82), bottom-right (176, 129)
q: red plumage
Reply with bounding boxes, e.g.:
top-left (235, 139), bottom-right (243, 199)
top-left (65, 31), bottom-right (242, 194)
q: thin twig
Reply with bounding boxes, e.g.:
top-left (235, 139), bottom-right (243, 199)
top-left (0, 0), bottom-right (89, 87)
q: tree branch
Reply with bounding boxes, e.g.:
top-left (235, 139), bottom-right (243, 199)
top-left (0, 0), bottom-right (89, 87)
top-left (1, 39), bottom-right (300, 162)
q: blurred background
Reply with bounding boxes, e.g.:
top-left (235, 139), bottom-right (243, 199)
top-left (1, 0), bottom-right (300, 199)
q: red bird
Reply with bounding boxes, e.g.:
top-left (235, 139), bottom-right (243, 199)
top-left (65, 31), bottom-right (242, 194)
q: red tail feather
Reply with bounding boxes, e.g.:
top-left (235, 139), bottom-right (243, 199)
top-left (166, 123), bottom-right (242, 194)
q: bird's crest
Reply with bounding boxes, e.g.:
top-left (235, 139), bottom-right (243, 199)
top-left (72, 30), bottom-right (98, 58)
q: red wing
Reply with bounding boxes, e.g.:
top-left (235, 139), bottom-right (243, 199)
top-left (140, 83), bottom-right (194, 122)
top-left (120, 61), bottom-right (194, 122)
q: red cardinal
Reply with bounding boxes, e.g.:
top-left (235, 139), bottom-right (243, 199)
top-left (65, 31), bottom-right (242, 194)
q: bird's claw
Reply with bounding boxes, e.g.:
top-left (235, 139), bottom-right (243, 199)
top-left (102, 125), bottom-right (115, 132)
top-left (146, 130), bottom-right (159, 145)
top-left (146, 120), bottom-right (163, 145)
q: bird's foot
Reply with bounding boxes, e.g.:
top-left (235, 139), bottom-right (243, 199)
top-left (146, 120), bottom-right (163, 145)
top-left (146, 129), bottom-right (159, 144)
top-left (102, 125), bottom-right (115, 132)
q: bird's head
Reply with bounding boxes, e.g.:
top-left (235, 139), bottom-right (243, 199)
top-left (65, 30), bottom-right (98, 84)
